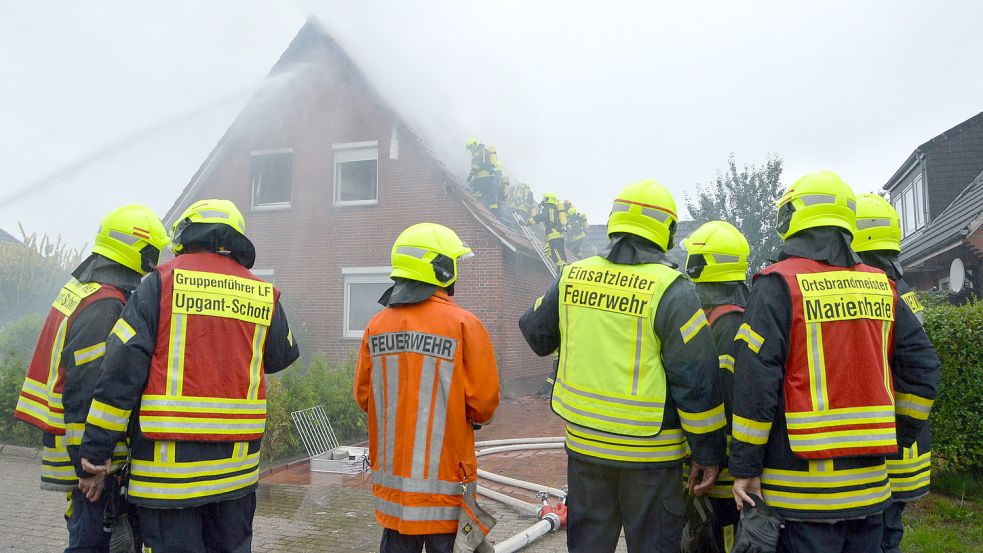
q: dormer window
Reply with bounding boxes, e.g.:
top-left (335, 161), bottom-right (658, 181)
top-left (892, 174), bottom-right (926, 238)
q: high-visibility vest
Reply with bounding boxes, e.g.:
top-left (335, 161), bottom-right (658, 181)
top-left (15, 279), bottom-right (125, 434)
top-left (759, 258), bottom-right (898, 459)
top-left (139, 253), bottom-right (277, 442)
top-left (553, 256), bottom-right (680, 439)
top-left (357, 292), bottom-right (500, 535)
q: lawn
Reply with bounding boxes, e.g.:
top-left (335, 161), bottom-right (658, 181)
top-left (906, 473), bottom-right (983, 553)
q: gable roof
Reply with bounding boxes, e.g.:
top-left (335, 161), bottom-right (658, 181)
top-left (900, 168), bottom-right (983, 266)
top-left (165, 17), bottom-right (537, 255)
top-left (884, 111), bottom-right (983, 220)
top-left (0, 228), bottom-right (19, 244)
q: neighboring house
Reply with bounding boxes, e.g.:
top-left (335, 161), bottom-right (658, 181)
top-left (882, 112), bottom-right (983, 294)
top-left (165, 18), bottom-right (553, 394)
top-left (0, 228), bottom-right (19, 244)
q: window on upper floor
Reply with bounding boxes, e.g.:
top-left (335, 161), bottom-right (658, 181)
top-left (251, 149), bottom-right (292, 209)
top-left (892, 174), bottom-right (926, 238)
top-left (342, 266), bottom-right (391, 338)
top-left (333, 141), bottom-right (379, 206)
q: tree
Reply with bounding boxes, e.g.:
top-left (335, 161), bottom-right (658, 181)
top-left (685, 154), bottom-right (785, 274)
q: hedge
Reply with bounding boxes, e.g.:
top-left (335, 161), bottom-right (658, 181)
top-left (923, 299), bottom-right (983, 474)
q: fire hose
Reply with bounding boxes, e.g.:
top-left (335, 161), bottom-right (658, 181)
top-left (471, 440), bottom-right (569, 552)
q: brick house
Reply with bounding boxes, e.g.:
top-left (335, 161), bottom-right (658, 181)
top-left (882, 111), bottom-right (983, 295)
top-left (164, 18), bottom-right (554, 394)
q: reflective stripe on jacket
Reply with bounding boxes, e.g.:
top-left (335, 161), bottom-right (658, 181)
top-left (354, 291), bottom-right (500, 535)
top-left (140, 254), bottom-right (277, 442)
top-left (553, 257), bottom-right (680, 438)
top-left (15, 279), bottom-right (124, 434)
top-left (759, 258), bottom-right (898, 459)
top-left (705, 303), bottom-right (744, 498)
top-left (888, 277), bottom-right (931, 500)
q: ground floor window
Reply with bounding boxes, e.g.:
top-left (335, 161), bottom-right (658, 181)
top-left (343, 266), bottom-right (392, 338)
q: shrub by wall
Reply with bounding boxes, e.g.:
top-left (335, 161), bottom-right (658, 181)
top-left (260, 354), bottom-right (366, 466)
top-left (924, 300), bottom-right (983, 474)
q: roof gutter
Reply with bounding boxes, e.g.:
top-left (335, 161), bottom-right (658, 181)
top-left (901, 230), bottom-right (969, 268)
top-left (883, 150), bottom-right (921, 193)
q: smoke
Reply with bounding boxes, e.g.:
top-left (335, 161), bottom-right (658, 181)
top-left (2, 0), bottom-right (982, 245)
top-left (0, 91), bottom-right (252, 207)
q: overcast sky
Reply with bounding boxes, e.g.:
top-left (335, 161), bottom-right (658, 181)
top-left (2, 0), bottom-right (982, 250)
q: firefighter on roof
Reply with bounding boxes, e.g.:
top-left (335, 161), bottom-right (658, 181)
top-left (682, 220), bottom-right (751, 553)
top-left (520, 179), bottom-right (726, 553)
top-left (465, 138), bottom-right (494, 205)
top-left (566, 205), bottom-right (588, 258)
top-left (729, 171), bottom-right (941, 553)
top-left (14, 204), bottom-right (168, 552)
top-left (528, 192), bottom-right (568, 269)
top-left (354, 223), bottom-right (500, 553)
top-left (852, 192), bottom-right (932, 553)
top-left (78, 199), bottom-right (300, 553)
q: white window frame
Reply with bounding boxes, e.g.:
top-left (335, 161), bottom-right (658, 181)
top-left (333, 141), bottom-right (379, 207)
top-left (342, 266), bottom-right (392, 339)
top-left (912, 174), bottom-right (926, 229)
top-left (252, 268), bottom-right (275, 284)
top-left (251, 148), bottom-right (293, 211)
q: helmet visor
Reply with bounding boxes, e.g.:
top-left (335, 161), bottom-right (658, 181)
top-left (776, 202), bottom-right (795, 236)
top-left (139, 244), bottom-right (162, 273)
top-left (686, 254), bottom-right (708, 279)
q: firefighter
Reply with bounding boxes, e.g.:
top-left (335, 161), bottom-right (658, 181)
top-left (852, 192), bottom-right (932, 553)
top-left (466, 139), bottom-right (494, 203)
top-left (729, 171), bottom-right (941, 553)
top-left (505, 181), bottom-right (535, 225)
top-left (488, 160), bottom-right (505, 217)
top-left (78, 199), bottom-right (300, 553)
top-left (354, 222), bottom-right (500, 553)
top-left (528, 193), bottom-right (568, 269)
top-left (566, 206), bottom-right (588, 258)
top-left (681, 220), bottom-right (750, 553)
top-left (13, 204), bottom-right (168, 552)
top-left (519, 179), bottom-right (727, 553)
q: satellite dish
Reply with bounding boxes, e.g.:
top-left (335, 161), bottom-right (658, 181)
top-left (950, 258), bottom-right (965, 292)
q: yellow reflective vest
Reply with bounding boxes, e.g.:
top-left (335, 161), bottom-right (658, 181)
top-left (553, 256), bottom-right (680, 439)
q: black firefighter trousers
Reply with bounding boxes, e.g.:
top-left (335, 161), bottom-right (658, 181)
top-left (567, 455), bottom-right (685, 553)
top-left (136, 492), bottom-right (256, 553)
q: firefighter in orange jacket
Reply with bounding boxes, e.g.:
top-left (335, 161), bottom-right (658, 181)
top-left (729, 172), bottom-right (940, 553)
top-left (79, 199), bottom-right (300, 553)
top-left (354, 222), bottom-right (501, 553)
top-left (14, 204), bottom-right (168, 553)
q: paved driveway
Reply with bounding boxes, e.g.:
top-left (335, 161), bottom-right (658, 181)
top-left (0, 398), bottom-right (628, 552)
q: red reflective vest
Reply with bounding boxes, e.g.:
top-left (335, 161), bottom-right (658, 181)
top-left (759, 258), bottom-right (898, 459)
top-left (139, 253), bottom-right (277, 442)
top-left (706, 304), bottom-right (744, 326)
top-left (15, 279), bottom-right (124, 433)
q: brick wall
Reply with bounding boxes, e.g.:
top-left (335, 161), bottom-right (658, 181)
top-left (173, 35), bottom-right (551, 394)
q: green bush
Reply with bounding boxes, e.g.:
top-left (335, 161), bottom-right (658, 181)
top-left (0, 314), bottom-right (44, 447)
top-left (924, 300), bottom-right (983, 474)
top-left (260, 354), bottom-right (367, 466)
